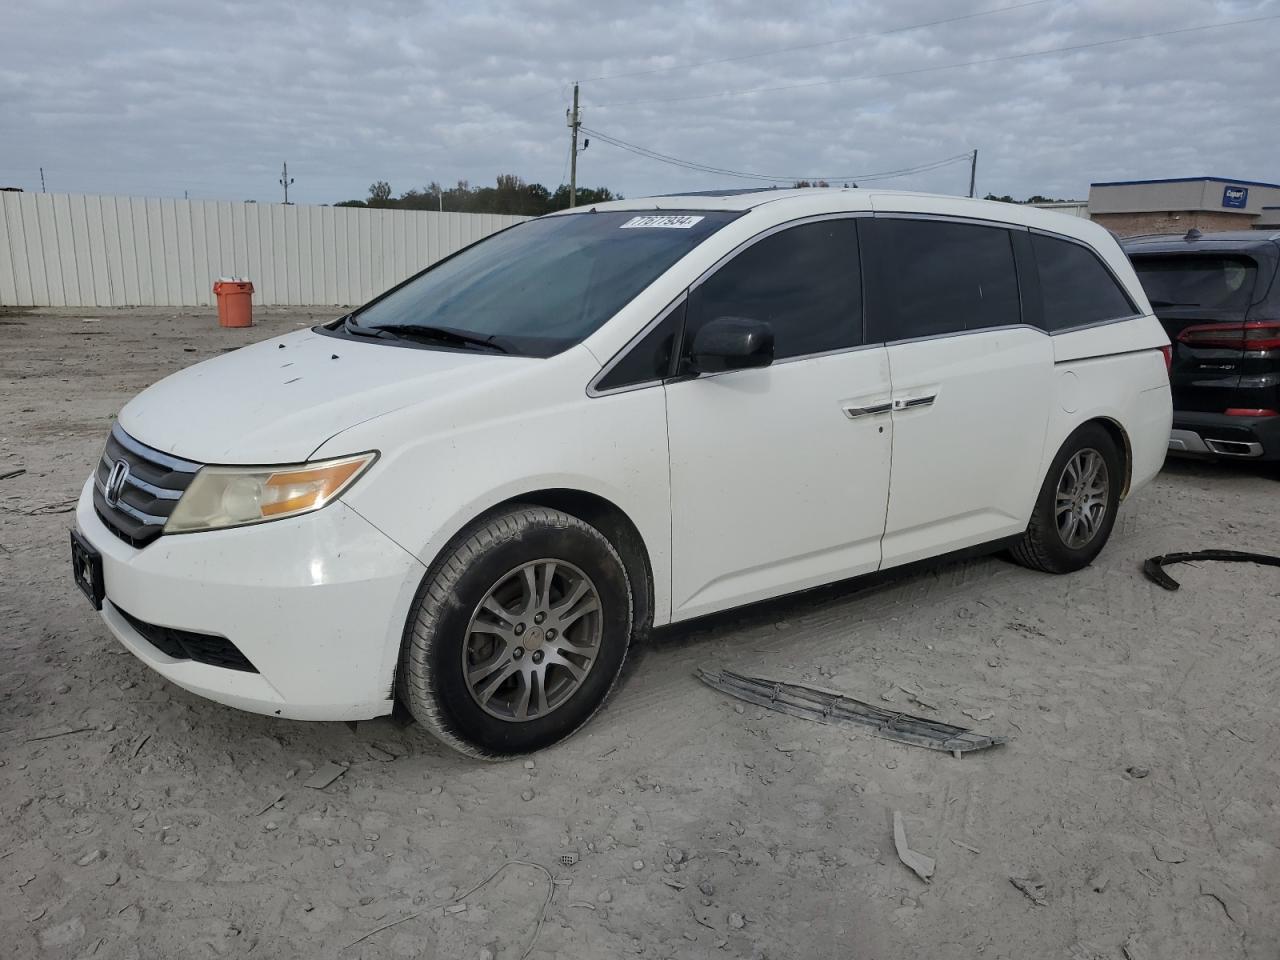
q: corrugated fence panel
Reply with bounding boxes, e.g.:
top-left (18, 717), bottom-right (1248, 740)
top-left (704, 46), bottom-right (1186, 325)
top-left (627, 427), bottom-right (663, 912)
top-left (0, 192), bottom-right (526, 307)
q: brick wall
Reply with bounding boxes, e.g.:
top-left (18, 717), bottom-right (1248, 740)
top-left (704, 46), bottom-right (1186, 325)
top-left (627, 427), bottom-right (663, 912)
top-left (1091, 210), bottom-right (1256, 237)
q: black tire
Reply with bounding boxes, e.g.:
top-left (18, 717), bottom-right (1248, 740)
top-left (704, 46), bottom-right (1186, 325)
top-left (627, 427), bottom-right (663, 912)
top-left (1010, 423), bottom-right (1123, 574)
top-left (399, 505), bottom-right (633, 759)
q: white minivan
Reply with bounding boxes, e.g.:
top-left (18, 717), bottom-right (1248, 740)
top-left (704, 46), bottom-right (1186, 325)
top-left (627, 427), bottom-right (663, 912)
top-left (71, 189), bottom-right (1172, 757)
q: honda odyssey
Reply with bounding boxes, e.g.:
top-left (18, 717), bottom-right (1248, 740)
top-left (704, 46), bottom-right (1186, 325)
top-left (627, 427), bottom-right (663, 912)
top-left (71, 188), bottom-right (1173, 757)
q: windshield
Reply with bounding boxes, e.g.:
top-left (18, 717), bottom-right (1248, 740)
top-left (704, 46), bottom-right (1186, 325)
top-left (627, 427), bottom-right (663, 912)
top-left (1132, 254), bottom-right (1259, 319)
top-left (345, 210), bottom-right (740, 357)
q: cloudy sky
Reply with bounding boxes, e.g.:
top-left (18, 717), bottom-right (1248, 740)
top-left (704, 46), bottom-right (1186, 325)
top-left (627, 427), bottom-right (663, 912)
top-left (1, 0), bottom-right (1276, 205)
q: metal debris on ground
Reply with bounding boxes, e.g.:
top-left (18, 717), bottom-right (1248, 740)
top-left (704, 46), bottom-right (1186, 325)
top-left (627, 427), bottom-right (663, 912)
top-left (1010, 872), bottom-right (1049, 905)
top-left (1143, 549), bottom-right (1280, 591)
top-left (893, 811), bottom-right (935, 883)
top-left (695, 668), bottom-right (1008, 755)
top-left (304, 762), bottom-right (348, 790)
top-left (255, 792), bottom-right (286, 816)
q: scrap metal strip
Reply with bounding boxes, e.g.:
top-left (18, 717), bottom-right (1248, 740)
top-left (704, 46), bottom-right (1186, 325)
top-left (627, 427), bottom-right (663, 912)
top-left (696, 668), bottom-right (1007, 754)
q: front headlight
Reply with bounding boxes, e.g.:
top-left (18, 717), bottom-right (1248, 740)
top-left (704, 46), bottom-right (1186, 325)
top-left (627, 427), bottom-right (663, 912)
top-left (164, 452), bottom-right (377, 534)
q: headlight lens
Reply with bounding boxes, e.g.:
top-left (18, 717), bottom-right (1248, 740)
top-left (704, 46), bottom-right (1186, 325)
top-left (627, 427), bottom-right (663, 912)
top-left (164, 452), bottom-right (377, 534)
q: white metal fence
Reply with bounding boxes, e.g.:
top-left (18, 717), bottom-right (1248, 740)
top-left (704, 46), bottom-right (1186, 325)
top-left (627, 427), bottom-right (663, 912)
top-left (0, 192), bottom-right (527, 308)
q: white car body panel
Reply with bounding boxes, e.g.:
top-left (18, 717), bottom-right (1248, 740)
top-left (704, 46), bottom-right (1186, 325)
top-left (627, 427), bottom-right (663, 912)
top-left (73, 187), bottom-right (1172, 722)
top-left (666, 347), bottom-right (893, 619)
top-left (75, 477), bottom-right (424, 720)
top-left (321, 345), bottom-right (676, 626)
top-left (118, 328), bottom-right (527, 463)
top-left (880, 328), bottom-right (1053, 567)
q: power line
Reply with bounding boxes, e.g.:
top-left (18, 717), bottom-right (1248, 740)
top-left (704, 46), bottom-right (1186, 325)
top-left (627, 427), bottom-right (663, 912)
top-left (581, 125), bottom-right (972, 185)
top-left (580, 0), bottom-right (1050, 83)
top-left (589, 13), bottom-right (1280, 108)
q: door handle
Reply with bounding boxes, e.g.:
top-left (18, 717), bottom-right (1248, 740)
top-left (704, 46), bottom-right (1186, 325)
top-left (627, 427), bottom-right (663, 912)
top-left (892, 394), bottom-right (936, 411)
top-left (841, 401), bottom-right (893, 419)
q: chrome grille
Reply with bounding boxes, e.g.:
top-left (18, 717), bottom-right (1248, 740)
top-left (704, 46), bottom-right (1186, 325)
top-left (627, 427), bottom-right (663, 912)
top-left (94, 424), bottom-right (200, 547)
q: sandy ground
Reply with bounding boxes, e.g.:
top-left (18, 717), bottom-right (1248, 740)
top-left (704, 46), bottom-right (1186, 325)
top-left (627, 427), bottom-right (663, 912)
top-left (1, 306), bottom-right (1277, 960)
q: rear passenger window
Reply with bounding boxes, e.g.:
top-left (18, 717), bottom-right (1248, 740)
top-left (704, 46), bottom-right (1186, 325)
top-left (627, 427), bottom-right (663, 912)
top-left (1032, 233), bottom-right (1137, 331)
top-left (863, 218), bottom-right (1021, 342)
top-left (687, 219), bottom-right (861, 361)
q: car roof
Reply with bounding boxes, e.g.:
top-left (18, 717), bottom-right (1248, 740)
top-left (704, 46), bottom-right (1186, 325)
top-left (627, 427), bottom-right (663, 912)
top-left (1121, 230), bottom-right (1280, 254)
top-left (544, 187), bottom-right (1099, 234)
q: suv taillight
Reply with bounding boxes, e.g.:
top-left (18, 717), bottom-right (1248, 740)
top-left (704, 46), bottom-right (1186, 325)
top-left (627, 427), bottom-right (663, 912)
top-left (1158, 344), bottom-right (1172, 373)
top-left (1177, 320), bottom-right (1280, 350)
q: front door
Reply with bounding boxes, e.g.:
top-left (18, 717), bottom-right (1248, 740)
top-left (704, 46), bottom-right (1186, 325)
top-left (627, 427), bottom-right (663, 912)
top-left (665, 217), bottom-right (894, 620)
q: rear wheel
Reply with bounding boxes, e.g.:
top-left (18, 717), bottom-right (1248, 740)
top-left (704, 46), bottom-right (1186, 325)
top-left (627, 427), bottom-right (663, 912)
top-left (1010, 423), bottom-right (1122, 574)
top-left (399, 505), bottom-right (633, 758)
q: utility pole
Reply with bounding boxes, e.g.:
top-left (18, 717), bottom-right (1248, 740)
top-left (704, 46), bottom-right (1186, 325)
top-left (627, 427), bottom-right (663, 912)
top-left (39, 167), bottom-right (46, 193)
top-left (567, 82), bottom-right (581, 208)
top-left (968, 149), bottom-right (977, 199)
top-left (279, 162), bottom-right (294, 204)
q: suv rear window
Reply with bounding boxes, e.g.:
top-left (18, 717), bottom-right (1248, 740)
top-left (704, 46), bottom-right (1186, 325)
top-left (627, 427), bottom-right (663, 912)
top-left (1131, 254), bottom-right (1258, 319)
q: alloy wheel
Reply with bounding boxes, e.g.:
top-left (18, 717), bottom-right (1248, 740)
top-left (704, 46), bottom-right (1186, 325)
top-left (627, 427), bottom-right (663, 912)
top-left (1055, 448), bottom-right (1110, 549)
top-left (462, 559), bottom-right (602, 721)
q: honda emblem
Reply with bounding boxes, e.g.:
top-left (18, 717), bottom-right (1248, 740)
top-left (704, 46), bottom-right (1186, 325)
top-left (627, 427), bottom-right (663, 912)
top-left (104, 459), bottom-right (130, 507)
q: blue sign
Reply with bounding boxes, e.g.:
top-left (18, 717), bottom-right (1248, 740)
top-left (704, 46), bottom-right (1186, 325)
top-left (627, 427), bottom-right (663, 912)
top-left (1222, 185), bottom-right (1249, 209)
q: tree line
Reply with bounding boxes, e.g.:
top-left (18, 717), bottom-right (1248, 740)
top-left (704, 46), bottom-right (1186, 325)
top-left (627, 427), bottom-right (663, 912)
top-left (984, 193), bottom-right (1078, 204)
top-left (336, 174), bottom-right (619, 216)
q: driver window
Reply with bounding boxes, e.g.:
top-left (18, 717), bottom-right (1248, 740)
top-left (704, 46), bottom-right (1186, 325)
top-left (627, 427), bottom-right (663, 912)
top-left (685, 218), bottom-right (863, 361)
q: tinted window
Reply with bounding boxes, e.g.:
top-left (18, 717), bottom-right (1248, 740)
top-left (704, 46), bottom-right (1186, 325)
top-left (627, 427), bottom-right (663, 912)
top-left (1033, 233), bottom-right (1137, 331)
top-left (863, 218), bottom-right (1020, 341)
top-left (686, 219), bottom-right (862, 361)
top-left (595, 302), bottom-right (683, 391)
top-left (1131, 254), bottom-right (1258, 321)
top-left (348, 210), bottom-right (739, 357)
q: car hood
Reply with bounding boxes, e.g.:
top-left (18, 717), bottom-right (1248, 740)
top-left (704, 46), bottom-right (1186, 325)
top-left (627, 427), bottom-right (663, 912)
top-left (118, 328), bottom-right (527, 463)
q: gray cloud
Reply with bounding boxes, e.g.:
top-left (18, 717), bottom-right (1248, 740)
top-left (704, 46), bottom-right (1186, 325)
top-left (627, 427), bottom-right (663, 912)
top-left (1, 0), bottom-right (1276, 203)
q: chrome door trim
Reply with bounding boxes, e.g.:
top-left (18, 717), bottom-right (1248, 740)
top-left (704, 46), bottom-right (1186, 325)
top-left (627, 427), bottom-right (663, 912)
top-left (841, 401), bottom-right (893, 419)
top-left (892, 395), bottom-right (936, 411)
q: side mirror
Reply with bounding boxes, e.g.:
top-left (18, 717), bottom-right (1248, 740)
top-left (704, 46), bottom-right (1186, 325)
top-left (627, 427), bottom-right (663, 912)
top-left (689, 317), bottom-right (775, 373)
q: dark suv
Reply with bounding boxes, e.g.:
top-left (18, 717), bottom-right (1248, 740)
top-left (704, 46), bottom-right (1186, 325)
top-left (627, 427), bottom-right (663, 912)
top-left (1123, 230), bottom-right (1280, 461)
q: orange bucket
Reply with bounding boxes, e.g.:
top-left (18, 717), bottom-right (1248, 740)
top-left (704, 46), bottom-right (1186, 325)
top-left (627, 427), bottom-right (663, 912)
top-left (213, 279), bottom-right (254, 328)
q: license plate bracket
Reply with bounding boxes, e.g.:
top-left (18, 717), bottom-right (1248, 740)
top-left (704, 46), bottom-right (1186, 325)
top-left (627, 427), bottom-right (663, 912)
top-left (70, 530), bottom-right (104, 610)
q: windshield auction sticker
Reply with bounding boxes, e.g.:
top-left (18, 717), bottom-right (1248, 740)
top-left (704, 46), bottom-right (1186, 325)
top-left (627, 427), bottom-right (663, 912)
top-left (619, 215), bottom-right (705, 229)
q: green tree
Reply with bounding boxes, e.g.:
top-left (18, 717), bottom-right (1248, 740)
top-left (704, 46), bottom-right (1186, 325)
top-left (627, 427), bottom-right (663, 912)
top-left (368, 180), bottom-right (393, 204)
top-left (336, 175), bottom-right (621, 217)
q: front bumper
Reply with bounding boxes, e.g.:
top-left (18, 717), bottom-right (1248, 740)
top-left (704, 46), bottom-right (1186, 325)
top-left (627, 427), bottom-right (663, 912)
top-left (1169, 410), bottom-right (1280, 461)
top-left (74, 478), bottom-right (426, 720)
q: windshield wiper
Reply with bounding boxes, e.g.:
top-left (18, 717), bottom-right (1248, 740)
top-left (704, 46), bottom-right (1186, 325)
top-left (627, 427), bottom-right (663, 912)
top-left (340, 317), bottom-right (394, 340)
top-left (373, 324), bottom-right (511, 354)
top-left (1148, 298), bottom-right (1201, 307)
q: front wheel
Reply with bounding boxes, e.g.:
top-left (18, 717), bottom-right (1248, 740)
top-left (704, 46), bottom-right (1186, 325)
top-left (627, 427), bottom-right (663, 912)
top-left (399, 505), bottom-right (633, 758)
top-left (1010, 423), bottom-right (1123, 574)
